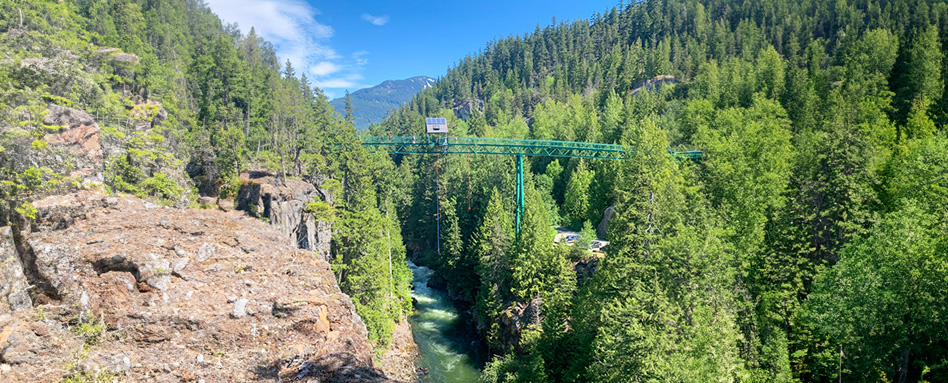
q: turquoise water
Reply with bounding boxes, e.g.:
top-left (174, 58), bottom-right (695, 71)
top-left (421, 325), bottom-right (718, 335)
top-left (408, 261), bottom-right (482, 383)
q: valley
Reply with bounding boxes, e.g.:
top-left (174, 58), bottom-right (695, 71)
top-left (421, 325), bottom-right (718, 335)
top-left (1, 1), bottom-right (948, 382)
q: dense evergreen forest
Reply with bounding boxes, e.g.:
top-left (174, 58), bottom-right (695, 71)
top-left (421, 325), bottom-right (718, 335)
top-left (0, 0), bottom-right (413, 352)
top-left (2, 0), bottom-right (947, 382)
top-left (374, 0), bottom-right (948, 382)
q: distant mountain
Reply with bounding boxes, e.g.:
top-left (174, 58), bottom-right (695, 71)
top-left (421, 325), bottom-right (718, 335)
top-left (330, 76), bottom-right (435, 130)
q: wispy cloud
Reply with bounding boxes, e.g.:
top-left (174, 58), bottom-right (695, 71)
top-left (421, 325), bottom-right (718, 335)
top-left (310, 61), bottom-right (343, 76)
top-left (206, 0), bottom-right (338, 73)
top-left (313, 71), bottom-right (368, 89)
top-left (312, 53), bottom-right (372, 98)
top-left (361, 13), bottom-right (390, 26)
top-left (352, 51), bottom-right (370, 66)
top-left (206, 0), bottom-right (376, 97)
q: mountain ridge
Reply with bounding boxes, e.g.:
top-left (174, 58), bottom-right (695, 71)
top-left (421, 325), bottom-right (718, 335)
top-left (330, 76), bottom-right (435, 130)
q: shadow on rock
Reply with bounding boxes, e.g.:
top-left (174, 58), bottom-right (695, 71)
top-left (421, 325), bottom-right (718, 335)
top-left (257, 351), bottom-right (393, 383)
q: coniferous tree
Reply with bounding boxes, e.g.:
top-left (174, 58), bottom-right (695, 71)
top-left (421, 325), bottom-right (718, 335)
top-left (344, 89), bottom-right (354, 124)
top-left (894, 25), bottom-right (944, 123)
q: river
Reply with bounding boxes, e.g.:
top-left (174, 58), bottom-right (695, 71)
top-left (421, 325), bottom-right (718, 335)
top-left (408, 261), bottom-right (482, 382)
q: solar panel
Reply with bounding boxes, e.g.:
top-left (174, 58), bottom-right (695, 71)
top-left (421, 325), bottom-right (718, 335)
top-left (425, 117), bottom-right (448, 134)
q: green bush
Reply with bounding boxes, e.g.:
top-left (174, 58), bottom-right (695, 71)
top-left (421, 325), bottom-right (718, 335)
top-left (71, 316), bottom-right (105, 346)
top-left (305, 199), bottom-right (335, 223)
top-left (140, 172), bottom-right (184, 202)
top-left (15, 201), bottom-right (38, 220)
top-left (42, 93), bottom-right (75, 108)
top-left (31, 139), bottom-right (49, 150)
top-left (218, 176), bottom-right (242, 199)
top-left (104, 155), bottom-right (144, 196)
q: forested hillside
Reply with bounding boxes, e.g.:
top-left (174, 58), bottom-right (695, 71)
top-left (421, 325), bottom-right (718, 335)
top-left (329, 76), bottom-right (435, 130)
top-left (4, 0), bottom-right (948, 381)
top-left (0, 0), bottom-right (413, 353)
top-left (376, 0), bottom-right (948, 382)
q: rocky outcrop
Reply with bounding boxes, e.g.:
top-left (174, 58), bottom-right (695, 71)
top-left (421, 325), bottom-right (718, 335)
top-left (597, 205), bottom-right (616, 239)
top-left (0, 227), bottom-right (31, 314)
top-left (452, 99), bottom-right (485, 121)
top-left (96, 48), bottom-right (140, 65)
top-left (377, 320), bottom-right (421, 382)
top-left (10, 101), bottom-right (176, 190)
top-left (236, 171), bottom-right (332, 262)
top-left (629, 75), bottom-right (677, 97)
top-left (495, 296), bottom-right (543, 353)
top-left (0, 192), bottom-right (394, 382)
top-left (36, 105), bottom-right (105, 185)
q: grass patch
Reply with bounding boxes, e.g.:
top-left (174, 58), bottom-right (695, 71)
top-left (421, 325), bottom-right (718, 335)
top-left (62, 369), bottom-right (118, 383)
top-left (71, 314), bottom-right (105, 346)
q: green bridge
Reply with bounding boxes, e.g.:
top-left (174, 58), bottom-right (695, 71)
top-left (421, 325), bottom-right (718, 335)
top-left (359, 135), bottom-right (701, 239)
top-left (358, 135), bottom-right (702, 160)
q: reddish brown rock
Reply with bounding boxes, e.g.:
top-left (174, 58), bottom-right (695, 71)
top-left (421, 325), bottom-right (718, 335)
top-left (42, 105), bottom-right (103, 182)
top-left (0, 192), bottom-right (397, 382)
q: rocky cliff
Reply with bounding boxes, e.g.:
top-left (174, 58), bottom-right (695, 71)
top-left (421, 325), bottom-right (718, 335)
top-left (235, 171), bottom-right (332, 262)
top-left (0, 192), bottom-right (395, 382)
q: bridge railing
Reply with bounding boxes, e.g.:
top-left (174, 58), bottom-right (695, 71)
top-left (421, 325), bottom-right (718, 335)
top-left (358, 135), bottom-right (701, 160)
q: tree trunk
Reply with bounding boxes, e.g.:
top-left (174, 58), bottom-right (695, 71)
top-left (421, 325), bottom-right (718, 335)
top-left (386, 204), bottom-right (394, 299)
top-left (897, 348), bottom-right (910, 383)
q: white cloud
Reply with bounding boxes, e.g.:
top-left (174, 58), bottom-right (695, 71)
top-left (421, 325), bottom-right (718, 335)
top-left (206, 0), bottom-right (338, 72)
top-left (313, 78), bottom-right (362, 88)
top-left (312, 73), bottom-right (368, 90)
top-left (206, 0), bottom-right (377, 96)
top-left (352, 51), bottom-right (369, 66)
top-left (310, 61), bottom-right (342, 76)
top-left (361, 13), bottom-right (389, 26)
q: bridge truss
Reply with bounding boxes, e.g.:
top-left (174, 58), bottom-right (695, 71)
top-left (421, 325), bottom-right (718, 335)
top-left (359, 135), bottom-right (701, 238)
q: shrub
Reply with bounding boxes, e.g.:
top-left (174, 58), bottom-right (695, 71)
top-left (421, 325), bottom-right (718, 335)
top-left (141, 172), bottom-right (185, 203)
top-left (31, 139), bottom-right (49, 150)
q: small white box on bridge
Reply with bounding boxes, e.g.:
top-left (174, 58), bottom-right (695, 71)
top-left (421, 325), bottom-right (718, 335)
top-left (425, 118), bottom-right (448, 134)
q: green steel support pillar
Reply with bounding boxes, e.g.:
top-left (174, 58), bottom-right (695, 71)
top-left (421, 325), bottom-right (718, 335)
top-left (515, 154), bottom-right (524, 238)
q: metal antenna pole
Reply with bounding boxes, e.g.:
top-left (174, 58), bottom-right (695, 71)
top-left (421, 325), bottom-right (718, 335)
top-left (436, 156), bottom-right (441, 254)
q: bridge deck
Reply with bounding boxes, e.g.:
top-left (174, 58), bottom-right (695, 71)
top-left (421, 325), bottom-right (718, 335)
top-left (359, 136), bottom-right (701, 160)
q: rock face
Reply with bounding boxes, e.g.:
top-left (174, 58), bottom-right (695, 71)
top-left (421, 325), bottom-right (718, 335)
top-left (0, 192), bottom-right (394, 382)
top-left (452, 99), bottom-right (485, 121)
top-left (629, 75), bottom-right (677, 96)
top-left (236, 171), bottom-right (332, 262)
top-left (0, 227), bottom-right (31, 314)
top-left (495, 296), bottom-right (543, 353)
top-left (574, 254), bottom-right (602, 286)
top-left (597, 205), bottom-right (616, 240)
top-left (39, 104), bottom-right (105, 185)
top-left (377, 320), bottom-right (421, 382)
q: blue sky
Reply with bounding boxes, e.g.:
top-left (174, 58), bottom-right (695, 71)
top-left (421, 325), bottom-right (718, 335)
top-left (205, 0), bottom-right (619, 99)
